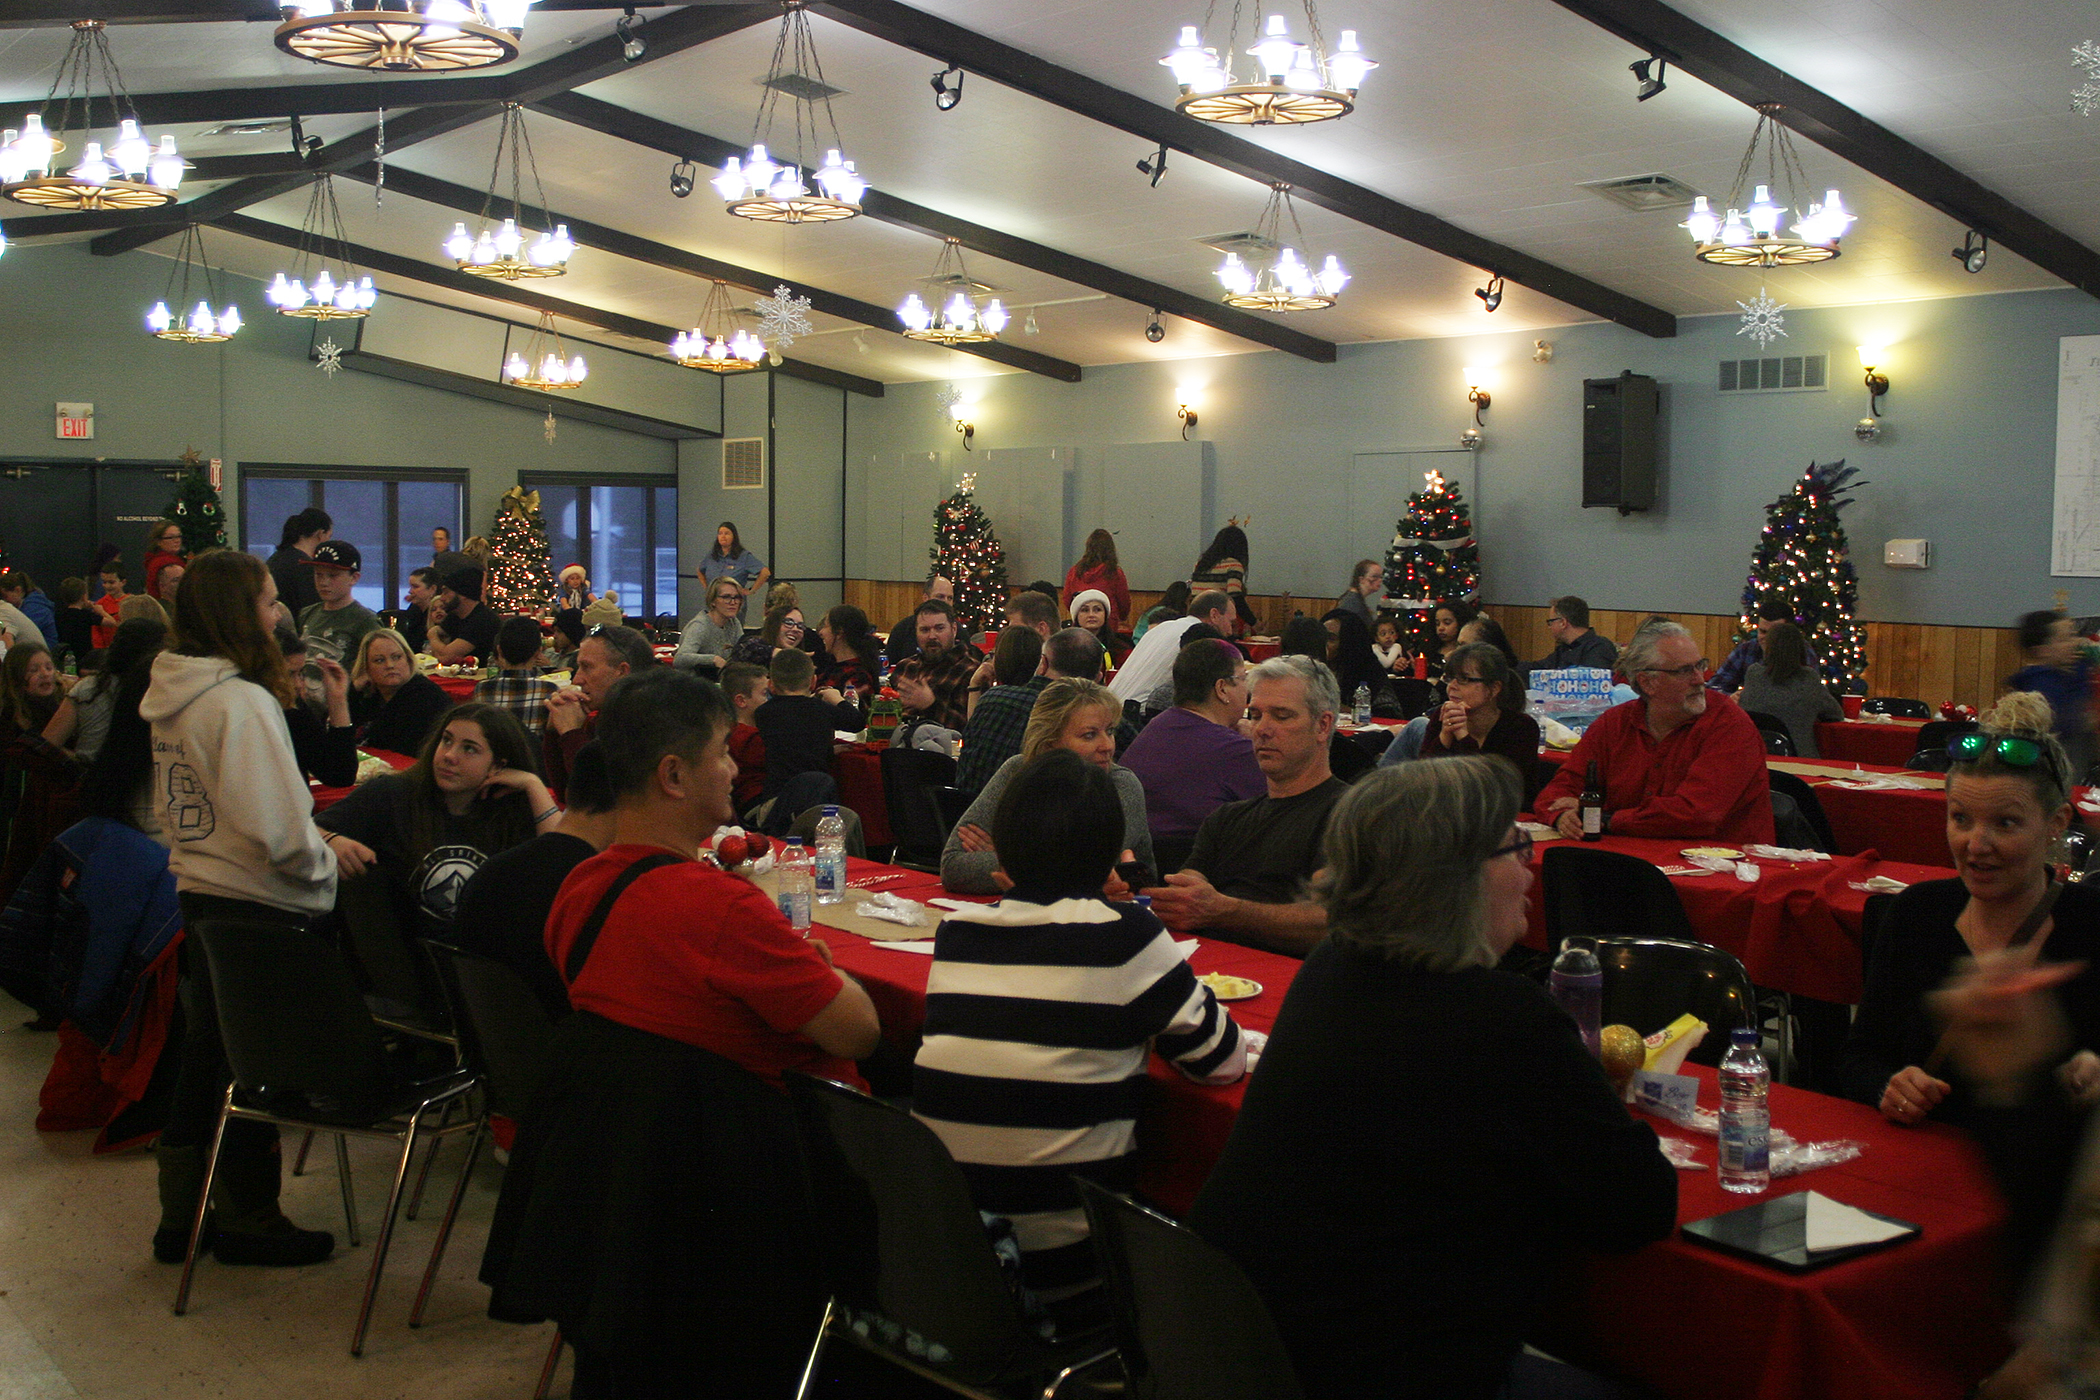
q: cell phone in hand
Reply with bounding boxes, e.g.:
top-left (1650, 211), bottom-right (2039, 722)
top-left (1116, 859), bottom-right (1156, 891)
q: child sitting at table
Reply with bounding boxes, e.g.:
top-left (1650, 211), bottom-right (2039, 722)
top-left (913, 749), bottom-right (1248, 1297)
top-left (1372, 616), bottom-right (1408, 674)
top-left (720, 661), bottom-right (769, 821)
top-left (751, 648), bottom-right (859, 834)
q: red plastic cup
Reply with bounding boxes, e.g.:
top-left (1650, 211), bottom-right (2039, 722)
top-left (1841, 694), bottom-right (1864, 720)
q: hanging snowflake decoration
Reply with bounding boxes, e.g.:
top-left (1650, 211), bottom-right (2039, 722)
top-left (315, 337), bottom-right (344, 378)
top-left (544, 409), bottom-right (558, 445)
top-left (2075, 40), bottom-right (2100, 116)
top-left (753, 284), bottom-right (813, 350)
top-left (933, 383), bottom-right (963, 412)
top-left (1736, 288), bottom-right (1788, 348)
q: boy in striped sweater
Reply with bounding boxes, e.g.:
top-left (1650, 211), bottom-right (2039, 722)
top-left (913, 749), bottom-right (1248, 1295)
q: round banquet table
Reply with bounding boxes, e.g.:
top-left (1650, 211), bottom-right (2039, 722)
top-left (309, 747), bottom-right (414, 812)
top-left (1815, 717), bottom-right (1930, 767)
top-left (432, 674), bottom-right (479, 701)
top-left (806, 857), bottom-right (2011, 1400)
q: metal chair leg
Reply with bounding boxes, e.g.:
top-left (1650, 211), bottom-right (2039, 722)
top-left (534, 1329), bottom-right (564, 1400)
top-left (172, 1085), bottom-right (234, 1317)
top-left (404, 1100), bottom-right (454, 1221)
top-left (408, 1119), bottom-right (485, 1327)
top-left (292, 1129), bottom-right (315, 1176)
top-left (334, 1132), bottom-right (361, 1248)
top-left (349, 1113), bottom-right (423, 1357)
top-left (793, 1297), bottom-right (836, 1400)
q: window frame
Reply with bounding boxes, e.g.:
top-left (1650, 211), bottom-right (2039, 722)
top-left (238, 463), bottom-right (467, 613)
top-left (521, 470), bottom-right (679, 621)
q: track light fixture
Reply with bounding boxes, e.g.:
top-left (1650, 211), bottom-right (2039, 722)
top-left (1145, 310), bottom-right (1165, 343)
top-left (617, 8), bottom-right (645, 63)
top-left (1023, 309), bottom-right (1039, 336)
top-left (1475, 275), bottom-right (1504, 313)
top-left (1136, 143), bottom-right (1169, 187)
top-left (668, 158), bottom-right (695, 199)
top-left (931, 64), bottom-right (963, 111)
top-left (1952, 230), bottom-right (1988, 274)
top-left (1629, 55), bottom-right (1667, 101)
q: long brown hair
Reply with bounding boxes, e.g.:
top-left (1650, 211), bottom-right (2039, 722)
top-left (404, 702), bottom-right (541, 864)
top-left (1762, 622), bottom-right (1808, 684)
top-left (760, 601), bottom-right (804, 648)
top-left (171, 549), bottom-right (294, 707)
top-left (1076, 528), bottom-right (1119, 574)
top-left (0, 642), bottom-right (59, 734)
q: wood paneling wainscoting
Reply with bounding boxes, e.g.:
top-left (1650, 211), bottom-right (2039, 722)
top-left (842, 582), bottom-right (2021, 713)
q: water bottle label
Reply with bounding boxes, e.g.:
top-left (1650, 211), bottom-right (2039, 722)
top-left (816, 853), bottom-right (845, 894)
top-left (1719, 1117), bottom-right (1769, 1174)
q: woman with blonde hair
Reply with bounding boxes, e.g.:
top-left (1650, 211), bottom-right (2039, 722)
top-left (347, 625), bottom-right (452, 756)
top-left (1063, 527), bottom-right (1130, 629)
top-left (940, 676), bottom-right (1155, 894)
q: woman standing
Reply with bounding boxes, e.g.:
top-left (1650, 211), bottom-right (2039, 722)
top-left (1190, 759), bottom-right (1676, 1399)
top-left (1062, 529), bottom-right (1131, 629)
top-left (1192, 524), bottom-right (1258, 635)
top-left (813, 604), bottom-right (881, 713)
top-left (701, 522), bottom-right (769, 620)
top-left (1738, 622), bottom-right (1842, 758)
top-left (1336, 559), bottom-right (1383, 628)
top-left (1068, 589), bottom-right (1132, 670)
top-left (139, 548), bottom-right (338, 1267)
top-left (142, 519), bottom-right (185, 600)
top-left (347, 627), bottom-right (452, 756)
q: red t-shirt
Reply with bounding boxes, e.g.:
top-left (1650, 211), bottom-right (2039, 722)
top-left (547, 844), bottom-right (865, 1089)
top-left (1535, 691), bottom-right (1776, 846)
top-left (729, 721), bottom-right (767, 813)
top-left (93, 592), bottom-right (123, 650)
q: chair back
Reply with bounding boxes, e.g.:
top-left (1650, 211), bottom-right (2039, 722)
top-left (1074, 1180), bottom-right (1304, 1400)
top-left (192, 918), bottom-right (392, 1110)
top-left (1863, 696), bottom-right (1932, 719)
top-left (1591, 936), bottom-right (1757, 1065)
top-left (787, 802), bottom-right (868, 858)
top-left (1744, 710), bottom-right (1796, 755)
top-left (1540, 845), bottom-right (1696, 956)
top-left (1766, 771), bottom-right (1836, 853)
top-left (879, 745), bottom-right (958, 868)
top-left (424, 942), bottom-right (558, 1120)
top-left (1327, 733), bottom-right (1376, 784)
top-left (1904, 747), bottom-right (1955, 773)
top-left (784, 1073), bottom-right (1034, 1384)
top-left (933, 785), bottom-right (973, 832)
top-left (1914, 719), bottom-right (1977, 755)
top-left (1387, 676), bottom-right (1436, 721)
top-left (335, 872), bottom-right (453, 1035)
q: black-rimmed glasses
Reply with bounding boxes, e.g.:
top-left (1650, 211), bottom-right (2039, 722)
top-left (1489, 831), bottom-right (1534, 863)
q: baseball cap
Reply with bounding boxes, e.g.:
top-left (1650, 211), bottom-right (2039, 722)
top-left (445, 565), bottom-right (485, 601)
top-left (308, 540), bottom-right (362, 572)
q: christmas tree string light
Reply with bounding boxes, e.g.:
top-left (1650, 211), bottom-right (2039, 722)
top-left (1382, 469), bottom-right (1482, 654)
top-left (486, 484), bottom-right (553, 616)
top-left (929, 474), bottom-right (1008, 638)
top-left (1735, 459), bottom-right (1867, 686)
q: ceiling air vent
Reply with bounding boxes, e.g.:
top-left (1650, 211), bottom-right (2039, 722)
top-left (1578, 173), bottom-right (1703, 212)
top-left (723, 437), bottom-right (765, 490)
top-left (202, 119), bottom-right (294, 139)
top-left (1718, 353), bottom-right (1827, 394)
top-left (761, 71), bottom-right (845, 102)
top-left (1195, 230), bottom-right (1279, 257)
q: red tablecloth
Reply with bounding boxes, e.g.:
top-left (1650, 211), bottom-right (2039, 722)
top-left (821, 863), bottom-right (2010, 1400)
top-left (1553, 1065), bottom-right (2011, 1400)
top-left (1816, 718), bottom-right (1930, 767)
top-left (1518, 832), bottom-right (1952, 1003)
top-left (1242, 639), bottom-right (1280, 661)
top-left (832, 743), bottom-right (890, 847)
top-left (433, 674), bottom-right (479, 701)
top-left (308, 747), bottom-right (414, 812)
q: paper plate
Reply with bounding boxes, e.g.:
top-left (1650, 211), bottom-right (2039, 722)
top-left (1681, 846), bottom-right (1746, 861)
top-left (1199, 972), bottom-right (1263, 1001)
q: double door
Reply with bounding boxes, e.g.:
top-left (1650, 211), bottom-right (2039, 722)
top-left (0, 461), bottom-right (189, 591)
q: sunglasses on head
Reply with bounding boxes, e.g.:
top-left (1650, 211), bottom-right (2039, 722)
top-left (1948, 731), bottom-right (2064, 783)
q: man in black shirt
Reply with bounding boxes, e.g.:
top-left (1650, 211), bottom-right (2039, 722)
top-left (427, 565), bottom-right (499, 664)
top-left (753, 648), bottom-right (860, 833)
top-left (448, 741), bottom-right (618, 1019)
top-left (266, 506), bottom-right (332, 620)
top-left (391, 566), bottom-right (438, 654)
top-left (1147, 653), bottom-right (1343, 956)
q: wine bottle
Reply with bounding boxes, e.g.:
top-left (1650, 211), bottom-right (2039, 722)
top-left (1579, 760), bottom-right (1606, 842)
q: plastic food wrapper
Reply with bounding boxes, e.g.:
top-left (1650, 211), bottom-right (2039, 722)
top-left (1734, 861), bottom-right (1760, 884)
top-left (1745, 844), bottom-right (1832, 863)
top-left (1771, 1138), bottom-right (1866, 1178)
top-left (1241, 1028), bottom-right (1268, 1073)
top-left (1658, 1137), bottom-right (1704, 1171)
top-left (854, 892), bottom-right (929, 927)
top-left (1684, 853), bottom-right (1738, 875)
top-left (1537, 715), bottom-right (1583, 751)
top-left (353, 751), bottom-right (398, 784)
top-left (1644, 1015), bottom-right (1707, 1075)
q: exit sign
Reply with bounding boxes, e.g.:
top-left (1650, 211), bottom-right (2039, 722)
top-left (55, 402), bottom-right (93, 440)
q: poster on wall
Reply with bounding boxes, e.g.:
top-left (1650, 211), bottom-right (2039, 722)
top-left (2052, 334), bottom-right (2100, 577)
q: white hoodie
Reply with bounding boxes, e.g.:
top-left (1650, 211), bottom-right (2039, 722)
top-left (140, 651), bottom-right (337, 915)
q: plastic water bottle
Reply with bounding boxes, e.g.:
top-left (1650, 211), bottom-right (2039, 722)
top-left (1353, 684), bottom-right (1372, 724)
top-left (776, 837), bottom-right (813, 933)
top-left (814, 806), bottom-right (847, 905)
top-left (1719, 1027), bottom-right (1772, 1194)
top-left (1548, 938), bottom-right (1603, 1057)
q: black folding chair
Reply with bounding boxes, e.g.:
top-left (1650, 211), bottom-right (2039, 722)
top-left (1914, 719), bottom-right (1977, 755)
top-left (1767, 771), bottom-right (1837, 854)
top-left (1862, 696), bottom-right (1931, 719)
top-left (177, 919), bottom-right (480, 1356)
top-left (880, 745), bottom-right (959, 871)
top-left (1744, 710), bottom-right (1796, 756)
top-left (1590, 936), bottom-right (1759, 1069)
top-left (1540, 846), bottom-right (1697, 956)
top-left (1905, 747), bottom-right (1955, 773)
top-left (1074, 1179), bottom-right (1306, 1400)
top-left (785, 1073), bottom-right (1119, 1400)
top-left (934, 785), bottom-right (974, 833)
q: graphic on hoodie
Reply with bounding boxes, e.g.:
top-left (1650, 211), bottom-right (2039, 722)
top-left (164, 763), bottom-right (215, 841)
top-left (414, 844), bottom-right (485, 922)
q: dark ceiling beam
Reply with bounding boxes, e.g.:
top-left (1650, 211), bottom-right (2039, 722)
top-left (535, 92), bottom-right (1339, 363)
top-left (0, 0), bottom-right (679, 26)
top-left (806, 0), bottom-right (1677, 339)
top-left (335, 161), bottom-right (1086, 380)
top-left (1543, 0), bottom-right (2100, 299)
top-left (210, 211), bottom-right (884, 397)
top-left (85, 2), bottom-right (777, 257)
top-left (189, 151), bottom-right (324, 181)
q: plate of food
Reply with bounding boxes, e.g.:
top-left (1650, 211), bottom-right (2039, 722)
top-left (1198, 972), bottom-right (1263, 1001)
top-left (1681, 846), bottom-right (1746, 861)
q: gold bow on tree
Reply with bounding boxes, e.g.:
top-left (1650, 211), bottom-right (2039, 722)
top-left (499, 485), bottom-right (542, 519)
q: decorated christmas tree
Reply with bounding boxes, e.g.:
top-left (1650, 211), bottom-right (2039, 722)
top-left (930, 473), bottom-right (1008, 638)
top-left (486, 485), bottom-right (553, 616)
top-left (163, 446), bottom-right (228, 550)
top-left (1736, 460), bottom-right (1867, 686)
top-left (1382, 469), bottom-right (1482, 653)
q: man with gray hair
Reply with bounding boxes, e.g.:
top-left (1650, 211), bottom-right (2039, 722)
top-left (1535, 621), bottom-right (1774, 845)
top-left (1110, 589), bottom-right (1235, 703)
top-left (1144, 653), bottom-right (1344, 956)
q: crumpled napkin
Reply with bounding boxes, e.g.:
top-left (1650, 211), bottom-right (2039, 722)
top-left (1746, 844), bottom-right (1833, 863)
top-left (854, 893), bottom-right (928, 927)
top-left (1849, 875), bottom-right (1910, 894)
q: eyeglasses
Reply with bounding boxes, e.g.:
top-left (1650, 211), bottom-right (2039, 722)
top-left (1446, 673), bottom-right (1486, 688)
top-left (1948, 731), bottom-right (2065, 786)
top-left (1638, 659), bottom-right (1710, 680)
top-left (1488, 831), bottom-right (1534, 863)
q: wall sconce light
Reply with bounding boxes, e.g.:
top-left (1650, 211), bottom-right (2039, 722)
top-left (1857, 345), bottom-right (1889, 416)
top-left (1176, 403), bottom-right (1198, 439)
top-left (950, 401), bottom-right (974, 451)
top-left (1464, 366), bottom-right (1491, 425)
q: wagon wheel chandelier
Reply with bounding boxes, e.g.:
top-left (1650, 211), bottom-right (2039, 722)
top-left (266, 174), bottom-right (378, 319)
top-left (441, 104), bottom-right (574, 279)
top-left (1681, 105), bottom-right (1855, 268)
top-left (1158, 0), bottom-right (1375, 126)
top-left (504, 311), bottom-right (587, 390)
top-left (712, 1), bottom-right (867, 223)
top-left (145, 225), bottom-right (242, 343)
top-left (670, 281), bottom-right (767, 373)
top-left (0, 20), bottom-right (185, 211)
top-left (897, 239), bottom-right (1009, 344)
top-left (1215, 185), bottom-right (1348, 311)
top-left (275, 0), bottom-right (536, 73)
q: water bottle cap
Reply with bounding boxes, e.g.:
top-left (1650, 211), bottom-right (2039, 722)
top-left (1731, 1026), bottom-right (1759, 1046)
top-left (823, 805), bottom-right (839, 815)
top-left (1136, 895), bottom-right (1152, 908)
top-left (787, 836), bottom-right (805, 847)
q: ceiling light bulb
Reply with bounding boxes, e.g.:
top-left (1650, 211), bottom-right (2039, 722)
top-left (70, 142), bottom-right (112, 186)
top-left (712, 157), bottom-right (745, 200)
top-left (483, 0), bottom-right (533, 32)
top-left (149, 134), bottom-right (184, 190)
top-left (218, 305), bottom-right (241, 336)
top-left (311, 268), bottom-right (337, 301)
top-left (744, 145), bottom-right (777, 192)
top-left (0, 131), bottom-right (25, 185)
top-left (981, 299), bottom-right (1008, 334)
top-left (444, 222), bottom-right (473, 260)
top-left (568, 355), bottom-right (586, 382)
top-left (145, 300), bottom-right (172, 333)
top-left (267, 273), bottom-right (293, 306)
top-left (504, 352), bottom-right (526, 381)
top-left (423, 0), bottom-right (467, 39)
top-left (109, 119), bottom-right (151, 178)
top-left (1327, 30), bottom-right (1376, 93)
top-left (1159, 26), bottom-right (1216, 89)
top-left (187, 301), bottom-right (214, 336)
top-left (897, 293), bottom-right (931, 331)
top-left (1316, 254), bottom-right (1349, 295)
top-left (670, 331), bottom-right (691, 359)
top-left (769, 165), bottom-right (807, 200)
top-left (1249, 13), bottom-right (1299, 82)
top-left (1747, 184), bottom-right (1782, 236)
top-left (355, 276), bottom-right (376, 308)
top-left (1283, 48), bottom-right (1320, 91)
top-left (19, 115), bottom-right (53, 176)
top-left (1719, 210), bottom-right (1749, 245)
top-left (470, 230), bottom-right (496, 265)
top-left (493, 218), bottom-right (522, 257)
top-left (1682, 195), bottom-right (1719, 244)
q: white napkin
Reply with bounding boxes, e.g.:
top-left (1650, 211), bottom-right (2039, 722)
top-left (1849, 875), bottom-right (1910, 894)
top-left (1804, 1191), bottom-right (1911, 1251)
top-left (870, 940), bottom-right (937, 954)
top-left (1745, 844), bottom-right (1832, 863)
top-left (853, 893), bottom-right (928, 927)
top-left (1175, 938), bottom-right (1200, 961)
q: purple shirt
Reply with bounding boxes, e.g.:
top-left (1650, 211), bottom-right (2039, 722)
top-left (1121, 707), bottom-right (1268, 841)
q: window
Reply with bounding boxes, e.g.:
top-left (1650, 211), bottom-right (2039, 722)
top-left (524, 473), bottom-right (679, 622)
top-left (240, 466), bottom-right (465, 614)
